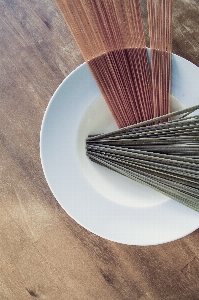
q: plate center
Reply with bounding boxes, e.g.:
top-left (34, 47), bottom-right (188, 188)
top-left (76, 95), bottom-right (184, 207)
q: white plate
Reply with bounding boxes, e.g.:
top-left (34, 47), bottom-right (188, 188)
top-left (40, 52), bottom-right (199, 245)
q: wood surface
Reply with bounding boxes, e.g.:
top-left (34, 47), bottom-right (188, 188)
top-left (1, 0), bottom-right (199, 299)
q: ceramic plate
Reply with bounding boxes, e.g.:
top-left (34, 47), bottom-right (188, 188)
top-left (40, 52), bottom-right (199, 245)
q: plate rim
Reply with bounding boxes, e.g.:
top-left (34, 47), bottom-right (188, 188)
top-left (40, 52), bottom-right (199, 245)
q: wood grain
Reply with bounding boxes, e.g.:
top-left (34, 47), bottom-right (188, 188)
top-left (1, 0), bottom-right (199, 299)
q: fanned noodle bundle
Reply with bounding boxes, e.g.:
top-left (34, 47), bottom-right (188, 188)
top-left (86, 105), bottom-right (199, 212)
top-left (54, 0), bottom-right (155, 127)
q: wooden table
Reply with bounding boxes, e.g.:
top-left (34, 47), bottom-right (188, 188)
top-left (1, 0), bottom-right (199, 299)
